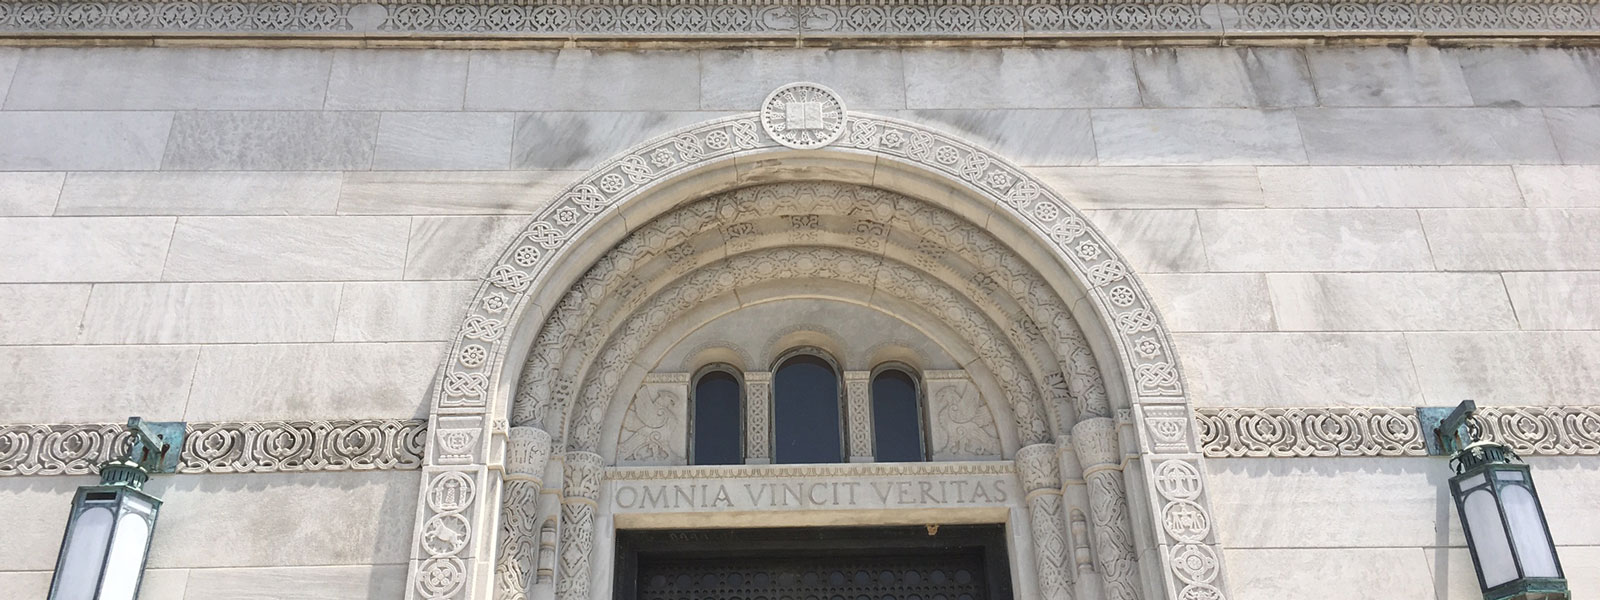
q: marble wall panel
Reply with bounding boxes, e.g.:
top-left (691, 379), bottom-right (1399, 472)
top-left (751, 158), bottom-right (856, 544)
top-left (0, 570), bottom-right (188, 600)
top-left (1132, 47), bottom-right (1315, 108)
top-left (1033, 166), bottom-right (1266, 209)
top-left (1091, 109), bottom-right (1306, 165)
top-left (0, 216), bottom-right (174, 282)
top-left (1198, 209), bottom-right (1434, 271)
top-left (0, 48), bottom-right (16, 105)
top-left (181, 565), bottom-right (408, 600)
top-left (78, 282), bottom-right (341, 344)
top-left (1429, 546), bottom-right (1600, 600)
top-left (372, 112), bottom-right (515, 171)
top-left (1407, 332), bottom-right (1600, 406)
top-left (335, 280), bottom-right (479, 342)
top-left (893, 109), bottom-right (1095, 166)
top-left (1140, 273), bottom-right (1276, 332)
top-left (1082, 209), bottom-right (1208, 272)
top-left (0, 345), bottom-right (199, 422)
top-left (1256, 166), bottom-right (1522, 208)
top-left (0, 112), bottom-right (172, 171)
top-left (2, 47), bottom-right (331, 110)
top-left (1514, 165), bottom-right (1600, 207)
top-left (1501, 271), bottom-right (1600, 330)
top-left (1544, 108), bottom-right (1600, 163)
top-left (1226, 548), bottom-right (1437, 600)
top-left (465, 49), bottom-right (700, 111)
top-left (903, 48), bottom-right (1141, 108)
top-left (337, 170), bottom-right (573, 215)
top-left (1451, 47), bottom-right (1600, 107)
top-left (1266, 273), bottom-right (1517, 331)
top-left (1518, 456), bottom-right (1600, 546)
top-left (700, 49), bottom-right (905, 110)
top-left (511, 111), bottom-right (728, 170)
top-left (142, 471), bottom-right (419, 568)
top-left (1296, 108), bottom-right (1561, 164)
top-left (1174, 332), bottom-right (1423, 407)
top-left (1205, 457), bottom-right (1454, 548)
top-left (1421, 208), bottom-right (1600, 270)
top-left (162, 216), bottom-right (409, 281)
top-left (162, 111), bottom-right (379, 171)
top-left (325, 49), bottom-right (469, 111)
top-left (1305, 46), bottom-right (1473, 107)
top-left (0, 284), bottom-right (91, 344)
top-left (185, 342), bottom-right (445, 421)
top-left (56, 172), bottom-right (341, 216)
top-left (0, 171), bottom-right (62, 216)
top-left (404, 216), bottom-right (528, 280)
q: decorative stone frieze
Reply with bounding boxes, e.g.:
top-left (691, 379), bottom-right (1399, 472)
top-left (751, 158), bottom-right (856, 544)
top-left (0, 0), bottom-right (1592, 37)
top-left (1195, 405), bottom-right (1600, 458)
top-left (0, 419), bottom-right (426, 476)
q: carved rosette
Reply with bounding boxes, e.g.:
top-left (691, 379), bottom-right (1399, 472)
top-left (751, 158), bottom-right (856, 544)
top-left (556, 451), bottom-right (604, 600)
top-left (1017, 443), bottom-right (1074, 600)
top-left (1072, 418), bottom-right (1141, 600)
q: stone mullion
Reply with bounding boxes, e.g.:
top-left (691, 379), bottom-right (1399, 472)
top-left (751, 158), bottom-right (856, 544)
top-left (744, 372), bottom-right (772, 464)
top-left (1017, 443), bottom-right (1075, 600)
top-left (845, 371), bottom-right (874, 462)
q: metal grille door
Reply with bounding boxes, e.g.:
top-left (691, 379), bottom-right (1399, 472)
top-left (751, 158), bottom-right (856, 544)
top-left (637, 553), bottom-right (989, 600)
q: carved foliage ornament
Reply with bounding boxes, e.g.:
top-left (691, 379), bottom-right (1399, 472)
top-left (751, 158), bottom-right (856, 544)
top-left (1195, 405), bottom-right (1600, 458)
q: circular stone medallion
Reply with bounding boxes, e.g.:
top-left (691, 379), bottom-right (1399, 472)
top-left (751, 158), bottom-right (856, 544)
top-left (761, 82), bottom-right (848, 150)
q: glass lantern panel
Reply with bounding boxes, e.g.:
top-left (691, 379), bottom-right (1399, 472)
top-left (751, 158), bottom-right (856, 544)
top-left (56, 507), bottom-right (114, 600)
top-left (1464, 489), bottom-right (1519, 588)
top-left (1502, 485), bottom-right (1560, 577)
top-left (98, 513), bottom-right (150, 600)
top-left (1460, 473), bottom-right (1487, 489)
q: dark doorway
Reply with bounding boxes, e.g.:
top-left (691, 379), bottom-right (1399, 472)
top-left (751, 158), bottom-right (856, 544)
top-left (614, 525), bottom-right (1013, 600)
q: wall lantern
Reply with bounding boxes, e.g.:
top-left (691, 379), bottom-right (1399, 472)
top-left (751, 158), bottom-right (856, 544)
top-left (48, 417), bottom-right (185, 600)
top-left (1422, 400), bottom-right (1568, 600)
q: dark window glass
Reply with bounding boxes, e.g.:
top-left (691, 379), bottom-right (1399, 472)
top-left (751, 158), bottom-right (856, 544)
top-left (872, 369), bottom-right (925, 462)
top-left (691, 370), bottom-right (743, 466)
top-left (773, 354), bottom-right (843, 464)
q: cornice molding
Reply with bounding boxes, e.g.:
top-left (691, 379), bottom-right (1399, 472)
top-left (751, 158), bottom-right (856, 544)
top-left (0, 419), bottom-right (427, 476)
top-left (0, 0), bottom-right (1594, 39)
top-left (1195, 405), bottom-right (1600, 459)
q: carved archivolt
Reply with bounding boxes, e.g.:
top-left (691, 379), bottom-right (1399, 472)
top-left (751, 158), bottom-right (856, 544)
top-left (412, 99), bottom-right (1218, 600)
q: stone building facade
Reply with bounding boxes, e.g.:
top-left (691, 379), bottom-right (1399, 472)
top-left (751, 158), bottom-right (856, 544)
top-left (1, 7), bottom-right (1599, 600)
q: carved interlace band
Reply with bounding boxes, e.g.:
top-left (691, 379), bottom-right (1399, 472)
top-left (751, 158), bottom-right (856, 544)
top-left (0, 419), bottom-right (427, 476)
top-left (4, 406), bottom-right (1596, 476)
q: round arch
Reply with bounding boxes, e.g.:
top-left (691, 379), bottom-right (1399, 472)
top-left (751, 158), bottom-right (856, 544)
top-left (407, 87), bottom-right (1230, 600)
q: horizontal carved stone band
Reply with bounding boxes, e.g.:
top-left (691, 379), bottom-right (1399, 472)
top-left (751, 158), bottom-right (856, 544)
top-left (1195, 406), bottom-right (1600, 458)
top-left (0, 0), bottom-right (1594, 37)
top-left (0, 419), bottom-right (427, 476)
top-left (4, 406), bottom-right (1595, 476)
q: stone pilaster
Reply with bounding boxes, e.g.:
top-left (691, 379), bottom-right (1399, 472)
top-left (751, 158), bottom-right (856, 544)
top-left (1016, 443), bottom-right (1075, 600)
top-left (844, 371), bottom-right (874, 462)
top-left (744, 371), bottom-right (772, 463)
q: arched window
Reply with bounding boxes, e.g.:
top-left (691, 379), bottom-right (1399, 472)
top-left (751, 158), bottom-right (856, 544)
top-left (871, 367), bottom-right (926, 462)
top-left (690, 366), bottom-right (743, 466)
top-left (772, 350), bottom-right (844, 464)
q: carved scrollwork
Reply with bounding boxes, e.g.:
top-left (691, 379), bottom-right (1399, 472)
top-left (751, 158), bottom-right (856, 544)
top-left (0, 420), bottom-right (426, 477)
top-left (1196, 405), bottom-right (1600, 458)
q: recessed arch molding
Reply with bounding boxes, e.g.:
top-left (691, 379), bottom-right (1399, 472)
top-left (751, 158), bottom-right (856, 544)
top-left (408, 85), bottom-right (1227, 600)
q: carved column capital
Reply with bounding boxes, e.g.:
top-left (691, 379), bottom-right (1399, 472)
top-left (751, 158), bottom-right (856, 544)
top-left (1071, 417), bottom-right (1120, 470)
top-left (1016, 442), bottom-right (1063, 494)
top-left (506, 427), bottom-right (552, 484)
